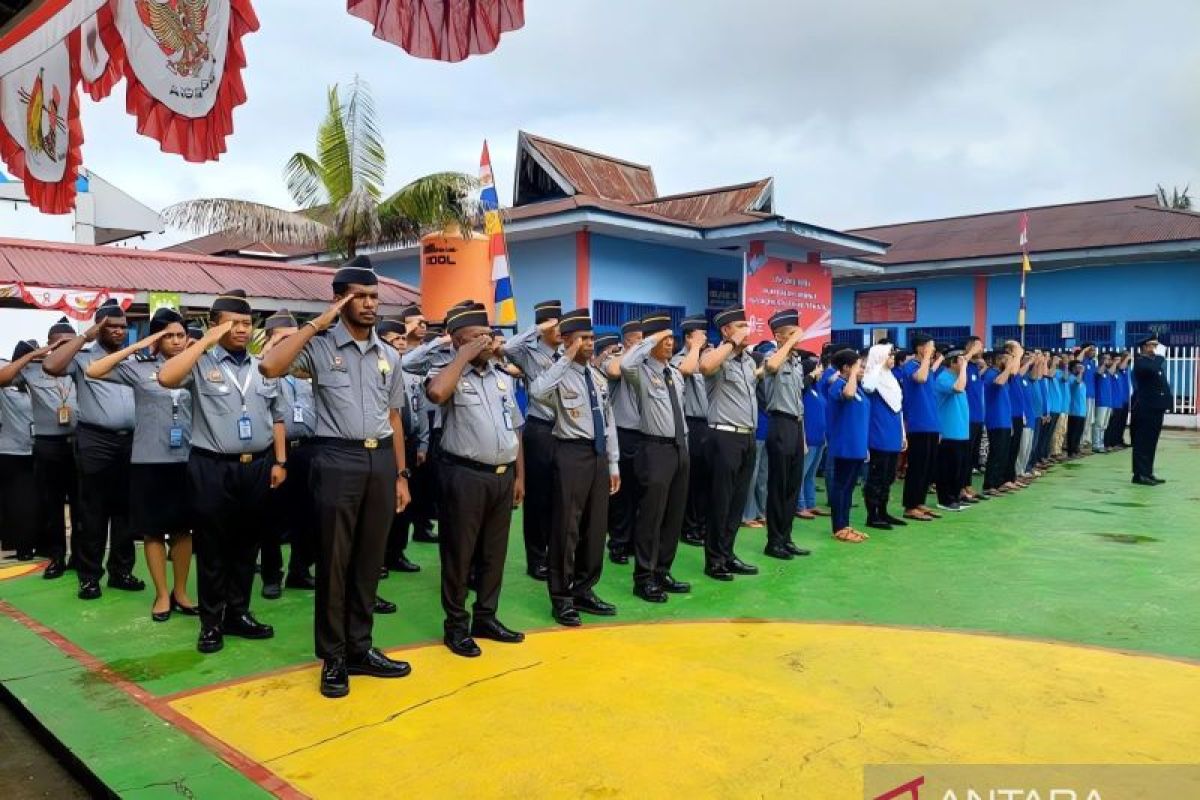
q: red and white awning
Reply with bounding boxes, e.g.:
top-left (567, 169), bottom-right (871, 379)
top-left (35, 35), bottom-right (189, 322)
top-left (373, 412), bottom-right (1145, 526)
top-left (347, 0), bottom-right (524, 62)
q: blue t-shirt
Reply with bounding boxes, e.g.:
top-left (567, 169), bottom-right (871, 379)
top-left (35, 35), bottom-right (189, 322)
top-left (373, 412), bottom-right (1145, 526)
top-left (1024, 376), bottom-right (1044, 419)
top-left (965, 361), bottom-right (985, 424)
top-left (828, 377), bottom-right (869, 460)
top-left (1069, 376), bottom-right (1088, 417)
top-left (867, 391), bottom-right (903, 452)
top-left (1008, 377), bottom-right (1028, 423)
top-left (983, 368), bottom-right (1012, 429)
top-left (1045, 372), bottom-right (1062, 414)
top-left (1115, 369), bottom-right (1130, 409)
top-left (1082, 357), bottom-right (1098, 399)
top-left (900, 360), bottom-right (938, 434)
top-left (933, 369), bottom-right (970, 441)
top-left (1037, 378), bottom-right (1049, 417)
top-left (802, 383), bottom-right (827, 445)
top-left (1096, 371), bottom-right (1114, 408)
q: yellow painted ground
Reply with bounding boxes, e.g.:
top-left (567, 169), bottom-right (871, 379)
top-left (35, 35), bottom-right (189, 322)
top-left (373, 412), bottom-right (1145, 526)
top-left (0, 562), bottom-right (42, 581)
top-left (169, 622), bottom-right (1200, 799)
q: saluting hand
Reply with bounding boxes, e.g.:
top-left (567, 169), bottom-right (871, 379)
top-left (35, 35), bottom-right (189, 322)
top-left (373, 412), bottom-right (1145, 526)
top-left (537, 318), bottom-right (560, 334)
top-left (395, 476), bottom-right (411, 513)
top-left (203, 319), bottom-right (235, 344)
top-left (609, 474), bottom-right (621, 496)
top-left (565, 338), bottom-right (583, 360)
top-left (686, 330), bottom-right (706, 349)
top-left (728, 326), bottom-right (750, 347)
top-left (313, 295), bottom-right (354, 332)
top-left (458, 333), bottom-right (492, 362)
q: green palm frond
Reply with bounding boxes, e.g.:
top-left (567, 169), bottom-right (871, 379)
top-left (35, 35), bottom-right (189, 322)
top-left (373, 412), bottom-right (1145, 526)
top-left (317, 84), bottom-right (353, 205)
top-left (378, 172), bottom-right (480, 246)
top-left (343, 75), bottom-right (387, 198)
top-left (162, 199), bottom-right (331, 247)
top-left (284, 152), bottom-right (325, 209)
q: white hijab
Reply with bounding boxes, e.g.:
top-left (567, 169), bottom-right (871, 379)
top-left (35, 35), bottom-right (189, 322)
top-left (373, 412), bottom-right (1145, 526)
top-left (862, 343), bottom-right (903, 412)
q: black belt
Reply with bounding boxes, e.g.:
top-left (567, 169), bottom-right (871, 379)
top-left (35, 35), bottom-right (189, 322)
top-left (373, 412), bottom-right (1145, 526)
top-left (685, 416), bottom-right (707, 422)
top-left (78, 421), bottom-right (133, 436)
top-left (34, 433), bottom-right (75, 442)
top-left (641, 434), bottom-right (681, 446)
top-left (439, 452), bottom-right (514, 474)
top-left (555, 437), bottom-right (602, 448)
top-left (311, 436), bottom-right (393, 451)
top-left (768, 411), bottom-right (799, 421)
top-left (617, 426), bottom-right (640, 435)
top-left (191, 447), bottom-right (270, 465)
top-left (526, 416), bottom-right (553, 427)
top-left (287, 438), bottom-right (312, 449)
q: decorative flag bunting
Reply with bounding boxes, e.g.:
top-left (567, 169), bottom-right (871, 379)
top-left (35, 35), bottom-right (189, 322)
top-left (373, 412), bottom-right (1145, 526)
top-left (348, 0), bottom-right (525, 63)
top-left (480, 140), bottom-right (516, 326)
top-left (12, 281), bottom-right (135, 320)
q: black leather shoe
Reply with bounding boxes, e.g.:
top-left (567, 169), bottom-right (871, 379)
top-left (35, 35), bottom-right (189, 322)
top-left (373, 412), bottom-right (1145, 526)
top-left (151, 605), bottom-right (171, 623)
top-left (1131, 476), bottom-right (1158, 486)
top-left (444, 634), bottom-right (482, 657)
top-left (608, 549), bottom-right (630, 565)
top-left (15, 550), bottom-right (34, 561)
top-left (784, 541), bottom-right (812, 557)
top-left (526, 564), bottom-right (549, 581)
top-left (261, 582), bottom-right (282, 600)
top-left (574, 591), bottom-right (617, 616)
top-left (728, 558), bottom-right (759, 575)
top-left (633, 583), bottom-right (668, 603)
top-left (552, 602), bottom-right (582, 627)
top-left (470, 618), bottom-right (525, 643)
top-left (223, 613), bottom-right (274, 640)
top-left (285, 573), bottom-right (317, 590)
top-left (373, 597), bottom-right (397, 614)
top-left (764, 544), bottom-right (794, 560)
top-left (1149, 476), bottom-right (1166, 484)
top-left (865, 518), bottom-right (894, 530)
top-left (197, 627), bottom-right (224, 654)
top-left (320, 659), bottom-right (349, 698)
top-left (77, 580), bottom-right (101, 600)
top-left (170, 595), bottom-right (199, 616)
top-left (657, 573), bottom-right (691, 593)
top-left (348, 647), bottom-right (412, 678)
top-left (387, 555), bottom-right (421, 573)
top-left (43, 559), bottom-right (65, 580)
top-left (680, 532), bottom-right (704, 547)
top-left (412, 530), bottom-right (439, 544)
top-left (884, 514), bottom-right (908, 526)
top-left (704, 564), bottom-right (734, 581)
top-left (107, 573), bottom-right (146, 592)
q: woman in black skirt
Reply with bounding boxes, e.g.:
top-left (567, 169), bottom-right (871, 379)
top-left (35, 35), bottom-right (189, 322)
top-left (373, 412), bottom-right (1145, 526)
top-left (86, 308), bottom-right (197, 621)
top-left (0, 340), bottom-right (40, 560)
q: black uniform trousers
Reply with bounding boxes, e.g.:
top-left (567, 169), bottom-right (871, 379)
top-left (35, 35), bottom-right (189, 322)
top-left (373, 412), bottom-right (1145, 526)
top-left (74, 424), bottom-right (134, 583)
top-left (310, 439), bottom-right (396, 661)
top-left (0, 454), bottom-right (38, 553)
top-left (1005, 417), bottom-right (1025, 482)
top-left (437, 456), bottom-right (514, 635)
top-left (1105, 407), bottom-right (1129, 449)
top-left (521, 417), bottom-right (555, 570)
top-left (1066, 415), bottom-right (1086, 456)
top-left (863, 449), bottom-right (900, 518)
top-left (902, 431), bottom-right (939, 510)
top-left (936, 439), bottom-right (970, 506)
top-left (1130, 405), bottom-right (1165, 479)
top-left (409, 420), bottom-right (439, 538)
top-left (764, 413), bottom-right (805, 549)
top-left (705, 428), bottom-right (756, 569)
top-left (969, 422), bottom-right (985, 470)
top-left (607, 427), bottom-right (642, 555)
top-left (260, 440), bottom-right (316, 583)
top-left (633, 437), bottom-right (688, 586)
top-left (983, 427), bottom-right (1011, 490)
top-left (549, 440), bottom-right (609, 604)
top-left (682, 417), bottom-right (709, 538)
top-left (1037, 418), bottom-right (1055, 463)
top-left (386, 434), bottom-right (423, 566)
top-left (32, 435), bottom-right (77, 562)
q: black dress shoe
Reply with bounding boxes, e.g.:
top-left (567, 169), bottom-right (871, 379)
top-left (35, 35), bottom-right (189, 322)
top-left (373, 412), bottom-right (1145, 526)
top-left (526, 564), bottom-right (549, 581)
top-left (470, 618), bottom-right (525, 643)
top-left (633, 583), bottom-right (668, 603)
top-left (43, 559), bottom-right (65, 580)
top-left (373, 596), bottom-right (397, 614)
top-left (379, 566), bottom-right (389, 580)
top-left (784, 541), bottom-right (812, 557)
top-left (1131, 476), bottom-right (1158, 486)
top-left (284, 573), bottom-right (317, 590)
top-left (151, 605), bottom-right (171, 623)
top-left (728, 558), bottom-right (759, 575)
top-left (412, 530), bottom-right (440, 544)
top-left (680, 532), bottom-right (704, 547)
top-left (347, 647), bottom-right (412, 678)
top-left (552, 602), bottom-right (582, 627)
top-left (884, 514), bottom-right (908, 526)
top-left (107, 573), bottom-right (146, 592)
top-left (704, 565), bottom-right (734, 581)
top-left (763, 544), bottom-right (794, 560)
top-left (387, 555), bottom-right (421, 573)
top-left (197, 627), bottom-right (224, 654)
top-left (1150, 476), bottom-right (1166, 484)
top-left (77, 580), bottom-right (101, 600)
top-left (320, 659), bottom-right (349, 698)
top-left (170, 595), bottom-right (199, 616)
top-left (444, 633), bottom-right (482, 657)
top-left (608, 549), bottom-right (630, 565)
top-left (865, 519), bottom-right (894, 530)
top-left (15, 550), bottom-right (34, 561)
top-left (261, 582), bottom-right (282, 600)
top-left (657, 573), bottom-right (691, 593)
top-left (223, 613), bottom-right (274, 639)
top-left (574, 591), bottom-right (617, 616)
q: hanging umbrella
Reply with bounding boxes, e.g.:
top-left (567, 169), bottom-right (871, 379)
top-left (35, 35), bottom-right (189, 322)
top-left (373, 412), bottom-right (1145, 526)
top-left (347, 0), bottom-right (524, 62)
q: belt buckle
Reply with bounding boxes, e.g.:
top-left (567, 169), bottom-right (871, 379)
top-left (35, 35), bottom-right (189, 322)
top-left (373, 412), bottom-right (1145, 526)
top-left (239, 453), bottom-right (253, 464)
top-left (496, 464), bottom-right (508, 474)
top-left (364, 438), bottom-right (379, 450)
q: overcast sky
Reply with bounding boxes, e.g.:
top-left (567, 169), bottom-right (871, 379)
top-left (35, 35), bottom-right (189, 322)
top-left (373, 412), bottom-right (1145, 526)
top-left (4, 0), bottom-right (1198, 245)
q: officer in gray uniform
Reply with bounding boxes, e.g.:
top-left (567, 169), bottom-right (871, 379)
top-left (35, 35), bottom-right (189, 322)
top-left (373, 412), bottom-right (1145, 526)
top-left (427, 302), bottom-right (526, 658)
top-left (600, 318), bottom-right (645, 563)
top-left (378, 318), bottom-right (429, 575)
top-left (621, 313), bottom-right (692, 603)
top-left (259, 258), bottom-right (414, 698)
top-left (43, 299), bottom-right (143, 599)
top-left (0, 342), bottom-right (38, 560)
top-left (671, 314), bottom-right (710, 546)
top-left (761, 309), bottom-right (812, 561)
top-left (398, 303), bottom-right (440, 544)
top-left (0, 319), bottom-right (79, 578)
top-left (700, 304), bottom-right (760, 581)
top-left (158, 290), bottom-right (286, 656)
top-left (502, 299), bottom-right (563, 580)
top-left (530, 309), bottom-right (621, 626)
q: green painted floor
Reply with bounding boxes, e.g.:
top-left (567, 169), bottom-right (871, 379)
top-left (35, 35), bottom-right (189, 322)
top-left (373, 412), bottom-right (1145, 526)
top-left (1, 432), bottom-right (1197, 797)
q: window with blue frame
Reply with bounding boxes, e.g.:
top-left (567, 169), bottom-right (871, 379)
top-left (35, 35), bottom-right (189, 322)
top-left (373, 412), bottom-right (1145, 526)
top-left (1126, 319), bottom-right (1200, 347)
top-left (991, 323), bottom-right (1062, 350)
top-left (592, 300), bottom-right (685, 335)
top-left (830, 328), bottom-right (864, 348)
top-left (906, 325), bottom-right (970, 347)
top-left (1074, 321), bottom-right (1115, 348)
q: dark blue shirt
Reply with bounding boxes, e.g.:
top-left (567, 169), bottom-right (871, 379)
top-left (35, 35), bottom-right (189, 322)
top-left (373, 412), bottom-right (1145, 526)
top-left (803, 383), bottom-right (827, 446)
top-left (1069, 376), bottom-right (1088, 416)
top-left (1082, 357), bottom-right (1098, 399)
top-left (983, 368), bottom-right (1012, 430)
top-left (1115, 369), bottom-right (1130, 408)
top-left (900, 360), bottom-right (938, 434)
top-left (1096, 371), bottom-right (1114, 408)
top-left (1008, 376), bottom-right (1027, 423)
top-left (867, 391), bottom-right (903, 453)
top-left (829, 377), bottom-right (869, 460)
top-left (1023, 376), bottom-right (1044, 419)
top-left (965, 361), bottom-right (985, 424)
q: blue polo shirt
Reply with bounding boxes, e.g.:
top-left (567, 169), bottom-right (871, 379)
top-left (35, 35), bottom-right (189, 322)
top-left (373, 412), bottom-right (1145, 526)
top-left (1069, 376), bottom-right (1088, 417)
top-left (829, 377), bottom-right (869, 460)
top-left (1082, 357), bottom-right (1098, 399)
top-left (1096, 371), bottom-right (1114, 409)
top-left (900, 360), bottom-right (939, 434)
top-left (1008, 376), bottom-right (1028, 423)
top-left (965, 362), bottom-right (985, 424)
top-left (933, 369), bottom-right (970, 441)
top-left (1115, 370), bottom-right (1130, 408)
top-left (803, 383), bottom-right (827, 445)
top-left (867, 391), bottom-right (903, 453)
top-left (1024, 376), bottom-right (1044, 419)
top-left (1037, 378), bottom-right (1049, 417)
top-left (983, 368), bottom-right (1012, 430)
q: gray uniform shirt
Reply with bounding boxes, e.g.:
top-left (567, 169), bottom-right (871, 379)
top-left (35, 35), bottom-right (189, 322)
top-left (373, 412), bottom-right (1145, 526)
top-left (278, 376), bottom-right (316, 440)
top-left (401, 370), bottom-right (430, 454)
top-left (503, 325), bottom-right (558, 422)
top-left (600, 351), bottom-right (641, 430)
top-left (107, 355), bottom-right (193, 464)
top-left (18, 363), bottom-right (78, 436)
top-left (764, 354), bottom-right (805, 417)
top-left (622, 339), bottom-right (687, 442)
top-left (436, 360), bottom-right (522, 466)
top-left (705, 350), bottom-right (758, 429)
top-left (66, 348), bottom-right (136, 431)
top-left (402, 339), bottom-right (455, 430)
top-left (179, 346), bottom-right (283, 454)
top-left (670, 351), bottom-right (709, 419)
top-left (530, 357), bottom-right (620, 474)
top-left (0, 382), bottom-right (34, 455)
top-left (295, 323), bottom-right (405, 441)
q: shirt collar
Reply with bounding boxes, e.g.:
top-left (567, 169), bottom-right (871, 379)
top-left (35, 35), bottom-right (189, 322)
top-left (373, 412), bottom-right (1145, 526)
top-left (331, 322), bottom-right (382, 353)
top-left (212, 344), bottom-right (249, 365)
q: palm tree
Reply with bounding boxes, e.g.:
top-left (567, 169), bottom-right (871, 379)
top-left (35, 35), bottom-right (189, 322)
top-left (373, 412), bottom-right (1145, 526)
top-left (1155, 184), bottom-right (1192, 211)
top-left (163, 77), bottom-right (476, 258)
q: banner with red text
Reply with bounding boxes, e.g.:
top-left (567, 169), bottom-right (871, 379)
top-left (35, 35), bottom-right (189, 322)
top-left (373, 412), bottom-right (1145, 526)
top-left (742, 242), bottom-right (832, 351)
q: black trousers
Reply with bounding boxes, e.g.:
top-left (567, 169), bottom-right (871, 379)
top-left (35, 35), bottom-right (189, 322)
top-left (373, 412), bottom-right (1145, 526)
top-left (983, 428), bottom-right (1011, 490)
top-left (1130, 405), bottom-right (1165, 479)
top-left (1037, 418), bottom-right (1054, 463)
top-left (607, 427), bottom-right (642, 554)
top-left (902, 431), bottom-right (939, 510)
top-left (32, 435), bottom-right (77, 562)
top-left (633, 438), bottom-right (688, 585)
top-left (74, 425), bottom-right (134, 582)
top-left (1005, 418), bottom-right (1025, 482)
top-left (548, 440), bottom-right (609, 604)
top-left (705, 429), bottom-right (756, 569)
top-left (1066, 415), bottom-right (1086, 456)
top-left (765, 414), bottom-right (805, 549)
top-left (188, 450), bottom-right (272, 630)
top-left (0, 454), bottom-right (38, 553)
top-left (969, 422), bottom-right (985, 470)
top-left (385, 436), bottom-right (423, 566)
top-left (410, 422), bottom-right (439, 537)
top-left (260, 440), bottom-right (316, 583)
top-left (310, 441), bottom-right (396, 661)
top-left (1105, 407), bottom-right (1128, 448)
top-left (936, 439), bottom-right (970, 505)
top-left (862, 449), bottom-right (899, 518)
top-left (437, 457), bottom-right (514, 635)
top-left (521, 418), bottom-right (555, 570)
top-left (682, 417), bottom-right (709, 538)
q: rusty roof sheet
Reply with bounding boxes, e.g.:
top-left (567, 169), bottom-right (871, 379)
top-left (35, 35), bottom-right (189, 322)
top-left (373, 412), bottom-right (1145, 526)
top-left (633, 179), bottom-right (773, 225)
top-left (850, 195), bottom-right (1200, 264)
top-left (161, 230), bottom-right (322, 258)
top-left (524, 133), bottom-right (658, 204)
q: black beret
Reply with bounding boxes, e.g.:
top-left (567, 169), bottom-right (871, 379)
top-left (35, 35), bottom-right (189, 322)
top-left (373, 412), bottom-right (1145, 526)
top-left (641, 312), bottom-right (673, 336)
top-left (399, 304), bottom-right (422, 321)
top-left (211, 289), bottom-right (251, 316)
top-left (332, 255), bottom-right (378, 287)
top-left (12, 339), bottom-right (37, 361)
top-left (377, 319), bottom-right (405, 337)
top-left (534, 300), bottom-right (562, 324)
top-left (713, 304), bottom-right (746, 326)
top-left (264, 309), bottom-right (297, 332)
top-left (446, 303), bottom-right (489, 333)
top-left (680, 314), bottom-right (707, 333)
top-left (94, 298), bottom-right (125, 322)
top-left (620, 319), bottom-right (644, 336)
top-left (594, 333), bottom-right (619, 352)
top-left (148, 307), bottom-right (184, 335)
top-left (48, 316), bottom-right (75, 337)
top-left (768, 308), bottom-right (799, 331)
top-left (187, 326), bottom-right (204, 341)
top-left (559, 308), bottom-right (594, 336)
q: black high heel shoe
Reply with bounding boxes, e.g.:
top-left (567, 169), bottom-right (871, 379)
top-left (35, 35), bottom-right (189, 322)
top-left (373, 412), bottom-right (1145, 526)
top-left (151, 603), bottom-right (171, 623)
top-left (170, 595), bottom-right (199, 616)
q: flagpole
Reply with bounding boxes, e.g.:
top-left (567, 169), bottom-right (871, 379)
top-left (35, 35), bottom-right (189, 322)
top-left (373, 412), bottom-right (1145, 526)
top-left (1018, 212), bottom-right (1030, 347)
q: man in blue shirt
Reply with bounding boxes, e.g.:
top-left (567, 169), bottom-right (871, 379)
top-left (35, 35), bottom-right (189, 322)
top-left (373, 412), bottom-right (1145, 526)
top-left (982, 344), bottom-right (1021, 495)
top-left (1005, 348), bottom-right (1033, 486)
top-left (1092, 352), bottom-right (1115, 453)
top-left (899, 334), bottom-right (942, 521)
top-left (1066, 360), bottom-right (1089, 457)
top-left (797, 354), bottom-right (828, 519)
top-left (933, 344), bottom-right (977, 511)
top-left (827, 350), bottom-right (870, 542)
top-left (964, 338), bottom-right (987, 473)
top-left (1105, 352), bottom-right (1132, 450)
top-left (1080, 343), bottom-right (1099, 448)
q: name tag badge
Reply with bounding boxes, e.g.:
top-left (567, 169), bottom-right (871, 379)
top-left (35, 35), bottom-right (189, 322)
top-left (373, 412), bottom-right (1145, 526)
top-left (237, 414), bottom-right (253, 441)
top-left (168, 425), bottom-right (184, 449)
top-left (293, 406), bottom-right (305, 424)
top-left (502, 407), bottom-right (515, 431)
top-left (58, 404), bottom-right (71, 425)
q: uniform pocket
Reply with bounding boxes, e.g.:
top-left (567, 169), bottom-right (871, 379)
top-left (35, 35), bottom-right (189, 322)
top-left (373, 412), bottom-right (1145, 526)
top-left (197, 381), bottom-right (235, 415)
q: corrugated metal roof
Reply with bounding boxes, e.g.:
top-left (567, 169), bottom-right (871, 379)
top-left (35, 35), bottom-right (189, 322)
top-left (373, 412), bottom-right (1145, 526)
top-left (525, 133), bottom-right (658, 204)
top-left (633, 179), bottom-right (773, 225)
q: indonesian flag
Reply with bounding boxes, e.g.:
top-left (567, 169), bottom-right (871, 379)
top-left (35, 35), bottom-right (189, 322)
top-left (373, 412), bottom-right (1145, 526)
top-left (1019, 212), bottom-right (1031, 272)
top-left (480, 141), bottom-right (516, 325)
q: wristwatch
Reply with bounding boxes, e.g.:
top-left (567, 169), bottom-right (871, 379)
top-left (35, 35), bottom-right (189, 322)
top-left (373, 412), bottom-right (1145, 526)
top-left (398, 468), bottom-right (412, 479)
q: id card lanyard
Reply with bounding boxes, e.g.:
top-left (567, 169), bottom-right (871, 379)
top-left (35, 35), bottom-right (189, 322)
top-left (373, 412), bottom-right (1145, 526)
top-left (55, 377), bottom-right (71, 425)
top-left (168, 387), bottom-right (184, 448)
top-left (220, 361), bottom-right (256, 441)
top-left (286, 376), bottom-right (304, 425)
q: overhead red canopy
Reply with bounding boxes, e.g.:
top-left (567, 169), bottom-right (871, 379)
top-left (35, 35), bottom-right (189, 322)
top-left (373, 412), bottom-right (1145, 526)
top-left (347, 0), bottom-right (524, 62)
